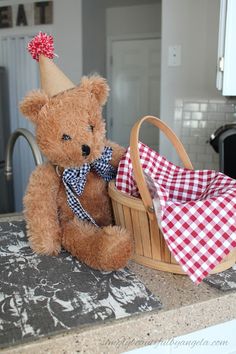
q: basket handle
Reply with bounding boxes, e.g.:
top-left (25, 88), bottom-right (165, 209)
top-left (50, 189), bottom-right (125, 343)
top-left (129, 115), bottom-right (193, 220)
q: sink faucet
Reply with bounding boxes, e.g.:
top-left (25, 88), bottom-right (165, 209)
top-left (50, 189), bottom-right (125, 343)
top-left (4, 128), bottom-right (43, 180)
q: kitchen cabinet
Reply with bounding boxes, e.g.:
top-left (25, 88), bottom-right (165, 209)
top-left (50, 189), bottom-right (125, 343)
top-left (216, 0), bottom-right (236, 96)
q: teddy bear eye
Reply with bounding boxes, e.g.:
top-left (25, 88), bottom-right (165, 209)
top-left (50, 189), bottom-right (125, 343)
top-left (88, 125), bottom-right (94, 132)
top-left (62, 134), bottom-right (72, 141)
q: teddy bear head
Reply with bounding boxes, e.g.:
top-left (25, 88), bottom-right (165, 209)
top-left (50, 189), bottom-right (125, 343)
top-left (20, 75), bottom-right (109, 168)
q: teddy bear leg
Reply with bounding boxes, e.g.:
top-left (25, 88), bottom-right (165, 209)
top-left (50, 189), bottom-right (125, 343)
top-left (62, 218), bottom-right (133, 270)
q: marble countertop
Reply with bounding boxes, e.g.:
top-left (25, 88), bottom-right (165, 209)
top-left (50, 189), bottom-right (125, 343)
top-left (1, 213), bottom-right (236, 354)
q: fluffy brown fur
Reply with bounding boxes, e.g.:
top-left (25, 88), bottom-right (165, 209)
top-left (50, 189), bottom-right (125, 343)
top-left (20, 75), bottom-right (133, 270)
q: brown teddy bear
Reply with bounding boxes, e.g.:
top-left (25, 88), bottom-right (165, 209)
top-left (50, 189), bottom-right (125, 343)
top-left (19, 33), bottom-right (132, 270)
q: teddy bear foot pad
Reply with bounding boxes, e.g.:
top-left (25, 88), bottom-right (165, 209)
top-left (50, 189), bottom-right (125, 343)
top-left (0, 220), bottom-right (162, 349)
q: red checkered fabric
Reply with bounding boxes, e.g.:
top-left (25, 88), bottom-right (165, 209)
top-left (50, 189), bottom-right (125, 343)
top-left (116, 142), bottom-right (236, 284)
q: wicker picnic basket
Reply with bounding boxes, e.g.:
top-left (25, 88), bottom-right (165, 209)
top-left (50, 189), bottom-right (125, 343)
top-left (108, 116), bottom-right (236, 274)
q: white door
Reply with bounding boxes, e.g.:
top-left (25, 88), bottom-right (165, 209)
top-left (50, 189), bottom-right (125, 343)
top-left (108, 38), bottom-right (161, 150)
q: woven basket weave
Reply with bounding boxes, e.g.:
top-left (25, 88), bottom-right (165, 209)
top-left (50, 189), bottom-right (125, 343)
top-left (108, 116), bottom-right (236, 274)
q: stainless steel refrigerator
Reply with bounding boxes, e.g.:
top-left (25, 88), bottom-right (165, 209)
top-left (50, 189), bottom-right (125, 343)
top-left (0, 66), bottom-right (14, 213)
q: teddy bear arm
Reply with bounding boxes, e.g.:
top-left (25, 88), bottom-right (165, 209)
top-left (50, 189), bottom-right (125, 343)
top-left (104, 139), bottom-right (126, 168)
top-left (23, 163), bottom-right (61, 256)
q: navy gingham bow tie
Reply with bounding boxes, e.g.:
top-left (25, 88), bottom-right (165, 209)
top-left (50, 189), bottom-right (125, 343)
top-left (62, 146), bottom-right (116, 226)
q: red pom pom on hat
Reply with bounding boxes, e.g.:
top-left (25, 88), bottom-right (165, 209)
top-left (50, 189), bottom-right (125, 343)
top-left (27, 32), bottom-right (75, 96)
top-left (28, 32), bottom-right (55, 61)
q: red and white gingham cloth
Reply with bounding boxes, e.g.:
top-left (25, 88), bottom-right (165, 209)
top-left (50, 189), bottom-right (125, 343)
top-left (116, 142), bottom-right (236, 284)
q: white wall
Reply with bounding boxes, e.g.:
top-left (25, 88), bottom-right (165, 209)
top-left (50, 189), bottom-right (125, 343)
top-left (82, 0), bottom-right (106, 76)
top-left (160, 0), bottom-right (222, 162)
top-left (106, 3), bottom-right (161, 37)
top-left (0, 0), bottom-right (82, 83)
top-left (53, 0), bottom-right (82, 83)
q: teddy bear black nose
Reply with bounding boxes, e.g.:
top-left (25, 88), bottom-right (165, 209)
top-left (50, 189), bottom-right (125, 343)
top-left (81, 144), bottom-right (91, 156)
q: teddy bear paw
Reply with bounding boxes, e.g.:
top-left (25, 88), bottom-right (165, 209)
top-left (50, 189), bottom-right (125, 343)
top-left (92, 225), bottom-right (133, 271)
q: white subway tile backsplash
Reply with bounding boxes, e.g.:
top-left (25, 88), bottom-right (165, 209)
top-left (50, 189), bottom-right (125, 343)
top-left (191, 112), bottom-right (203, 120)
top-left (203, 162), bottom-right (213, 170)
top-left (196, 145), bottom-right (207, 153)
top-left (183, 103), bottom-right (199, 111)
top-left (193, 162), bottom-right (203, 170)
top-left (190, 120), bottom-right (199, 128)
top-left (197, 136), bottom-right (208, 145)
top-left (204, 121), bottom-right (218, 130)
top-left (225, 113), bottom-right (236, 122)
top-left (183, 120), bottom-right (191, 128)
top-left (212, 154), bottom-right (219, 163)
top-left (188, 144), bottom-right (198, 153)
top-left (218, 104), bottom-right (235, 113)
top-left (174, 107), bottom-right (182, 120)
top-left (192, 144), bottom-right (206, 154)
top-left (188, 152), bottom-right (197, 162)
top-left (174, 98), bottom-right (236, 171)
top-left (208, 112), bottom-right (225, 121)
top-left (200, 103), bottom-right (208, 111)
top-left (199, 121), bottom-right (207, 129)
top-left (183, 136), bottom-right (198, 144)
top-left (175, 99), bottom-right (184, 107)
top-left (198, 153), bottom-right (213, 163)
top-left (190, 128), bottom-right (202, 137)
top-left (206, 103), bottom-right (217, 112)
top-left (209, 99), bottom-right (225, 103)
top-left (181, 128), bottom-right (191, 137)
top-left (183, 112), bottom-right (191, 120)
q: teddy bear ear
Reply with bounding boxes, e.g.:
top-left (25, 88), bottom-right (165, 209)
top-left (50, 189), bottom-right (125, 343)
top-left (80, 75), bottom-right (110, 106)
top-left (19, 90), bottom-right (49, 123)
